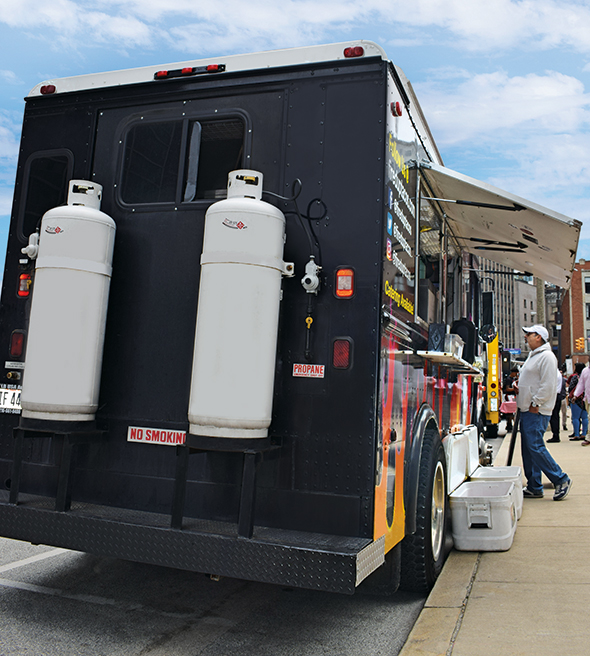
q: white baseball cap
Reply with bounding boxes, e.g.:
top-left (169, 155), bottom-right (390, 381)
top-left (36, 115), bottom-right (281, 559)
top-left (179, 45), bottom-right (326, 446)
top-left (522, 324), bottom-right (549, 342)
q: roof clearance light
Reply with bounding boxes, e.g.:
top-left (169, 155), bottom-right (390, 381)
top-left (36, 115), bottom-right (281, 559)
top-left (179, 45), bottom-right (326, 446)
top-left (391, 101), bottom-right (403, 117)
top-left (344, 46), bottom-right (364, 58)
top-left (17, 273), bottom-right (31, 298)
top-left (40, 85), bottom-right (56, 95)
top-left (333, 339), bottom-right (352, 369)
top-left (335, 268), bottom-right (354, 298)
top-left (154, 64), bottom-right (226, 80)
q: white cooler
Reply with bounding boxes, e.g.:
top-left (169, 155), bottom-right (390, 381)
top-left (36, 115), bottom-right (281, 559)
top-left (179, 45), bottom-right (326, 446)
top-left (470, 465), bottom-right (523, 519)
top-left (450, 480), bottom-right (517, 551)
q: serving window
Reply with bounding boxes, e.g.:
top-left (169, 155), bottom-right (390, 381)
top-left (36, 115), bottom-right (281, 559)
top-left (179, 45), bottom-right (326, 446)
top-left (417, 198), bottom-right (442, 324)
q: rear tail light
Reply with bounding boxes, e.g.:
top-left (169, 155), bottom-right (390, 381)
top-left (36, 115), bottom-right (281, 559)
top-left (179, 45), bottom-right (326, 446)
top-left (333, 338), bottom-right (352, 369)
top-left (9, 331), bottom-right (25, 358)
top-left (335, 268), bottom-right (354, 298)
top-left (17, 273), bottom-right (31, 298)
top-left (343, 46), bottom-right (364, 58)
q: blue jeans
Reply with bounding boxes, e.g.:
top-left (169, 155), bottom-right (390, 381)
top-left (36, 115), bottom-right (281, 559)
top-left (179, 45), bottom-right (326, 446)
top-left (520, 411), bottom-right (568, 492)
top-left (570, 402), bottom-right (588, 437)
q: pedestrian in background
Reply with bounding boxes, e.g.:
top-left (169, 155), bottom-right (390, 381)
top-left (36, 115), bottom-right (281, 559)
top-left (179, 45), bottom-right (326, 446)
top-left (502, 366), bottom-right (519, 432)
top-left (568, 362), bottom-right (587, 441)
top-left (548, 367), bottom-right (567, 443)
top-left (561, 364), bottom-right (569, 430)
top-left (515, 325), bottom-right (572, 500)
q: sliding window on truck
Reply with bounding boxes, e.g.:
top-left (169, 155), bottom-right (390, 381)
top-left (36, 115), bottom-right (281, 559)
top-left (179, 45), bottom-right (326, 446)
top-left (18, 150), bottom-right (74, 242)
top-left (119, 114), bottom-right (246, 207)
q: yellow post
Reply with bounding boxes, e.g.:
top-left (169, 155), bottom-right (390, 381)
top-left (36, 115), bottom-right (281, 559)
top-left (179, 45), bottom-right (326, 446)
top-left (486, 335), bottom-right (501, 425)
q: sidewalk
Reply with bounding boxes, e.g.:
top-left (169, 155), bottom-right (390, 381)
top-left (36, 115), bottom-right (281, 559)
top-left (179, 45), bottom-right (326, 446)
top-left (399, 428), bottom-right (589, 656)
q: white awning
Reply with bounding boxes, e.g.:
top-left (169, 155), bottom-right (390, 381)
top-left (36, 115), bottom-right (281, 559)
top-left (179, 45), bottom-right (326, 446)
top-left (419, 161), bottom-right (581, 288)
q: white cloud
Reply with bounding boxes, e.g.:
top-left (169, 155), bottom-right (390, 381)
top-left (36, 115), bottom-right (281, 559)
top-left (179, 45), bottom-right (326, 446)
top-left (0, 188), bottom-right (13, 216)
top-left (413, 67), bottom-right (590, 236)
top-left (0, 71), bottom-right (22, 85)
top-left (3, 0), bottom-right (590, 56)
top-left (1, 0), bottom-right (153, 48)
top-left (0, 113), bottom-right (20, 164)
top-left (377, 0), bottom-right (590, 53)
top-left (415, 69), bottom-right (590, 146)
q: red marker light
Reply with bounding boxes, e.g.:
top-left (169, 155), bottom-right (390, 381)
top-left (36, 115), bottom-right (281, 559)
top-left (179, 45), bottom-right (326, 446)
top-left (335, 268), bottom-right (354, 298)
top-left (390, 101), bottom-right (403, 117)
top-left (343, 46), bottom-right (364, 58)
top-left (17, 273), bottom-right (31, 298)
top-left (333, 339), bottom-right (352, 369)
top-left (40, 85), bottom-right (56, 95)
top-left (9, 331), bottom-right (25, 358)
top-left (154, 64), bottom-right (225, 80)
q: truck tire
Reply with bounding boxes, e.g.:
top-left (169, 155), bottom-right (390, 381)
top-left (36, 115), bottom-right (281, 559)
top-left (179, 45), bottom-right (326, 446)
top-left (399, 431), bottom-right (449, 592)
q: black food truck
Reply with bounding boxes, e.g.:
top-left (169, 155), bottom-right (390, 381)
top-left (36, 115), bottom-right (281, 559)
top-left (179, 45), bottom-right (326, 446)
top-left (0, 41), bottom-right (580, 595)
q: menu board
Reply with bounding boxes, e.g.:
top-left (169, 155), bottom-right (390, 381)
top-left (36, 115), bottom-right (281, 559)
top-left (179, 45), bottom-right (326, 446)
top-left (382, 88), bottom-right (417, 319)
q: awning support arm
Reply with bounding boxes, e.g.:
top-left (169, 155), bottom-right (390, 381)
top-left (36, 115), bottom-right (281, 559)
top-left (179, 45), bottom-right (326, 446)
top-left (422, 196), bottom-right (525, 212)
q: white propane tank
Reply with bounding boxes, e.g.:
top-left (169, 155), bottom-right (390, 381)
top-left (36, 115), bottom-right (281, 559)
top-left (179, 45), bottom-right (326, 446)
top-left (188, 170), bottom-right (292, 438)
top-left (20, 180), bottom-right (116, 423)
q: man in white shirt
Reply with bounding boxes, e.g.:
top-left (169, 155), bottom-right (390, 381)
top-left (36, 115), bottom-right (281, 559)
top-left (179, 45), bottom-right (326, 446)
top-left (515, 325), bottom-right (572, 500)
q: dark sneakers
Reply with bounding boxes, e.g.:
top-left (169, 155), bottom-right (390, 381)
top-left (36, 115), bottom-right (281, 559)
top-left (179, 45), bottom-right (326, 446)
top-left (523, 487), bottom-right (544, 498)
top-left (553, 477), bottom-right (572, 501)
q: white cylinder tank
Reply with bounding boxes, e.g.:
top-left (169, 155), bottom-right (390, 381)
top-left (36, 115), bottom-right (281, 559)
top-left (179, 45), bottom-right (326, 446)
top-left (20, 180), bottom-right (116, 423)
top-left (188, 170), bottom-right (290, 438)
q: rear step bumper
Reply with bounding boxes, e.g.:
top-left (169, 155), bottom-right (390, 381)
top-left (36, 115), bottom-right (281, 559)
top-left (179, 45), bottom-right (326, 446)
top-left (0, 495), bottom-right (384, 594)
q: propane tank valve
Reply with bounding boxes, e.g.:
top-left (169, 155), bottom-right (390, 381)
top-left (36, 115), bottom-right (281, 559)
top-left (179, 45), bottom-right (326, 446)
top-left (21, 231), bottom-right (39, 260)
top-left (301, 256), bottom-right (321, 294)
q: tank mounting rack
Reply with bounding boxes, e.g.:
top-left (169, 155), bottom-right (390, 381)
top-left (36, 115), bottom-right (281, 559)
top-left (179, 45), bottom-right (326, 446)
top-left (9, 424), bottom-right (106, 512)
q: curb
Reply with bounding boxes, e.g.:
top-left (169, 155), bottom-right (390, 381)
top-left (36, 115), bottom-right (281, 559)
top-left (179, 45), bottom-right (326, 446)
top-left (398, 433), bottom-right (512, 656)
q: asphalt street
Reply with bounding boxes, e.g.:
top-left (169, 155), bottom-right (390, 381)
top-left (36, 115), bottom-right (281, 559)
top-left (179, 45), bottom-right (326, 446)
top-left (0, 537), bottom-right (425, 655)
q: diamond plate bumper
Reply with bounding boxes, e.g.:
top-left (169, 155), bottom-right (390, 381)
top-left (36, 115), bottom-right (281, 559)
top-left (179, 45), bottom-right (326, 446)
top-left (0, 496), bottom-right (384, 594)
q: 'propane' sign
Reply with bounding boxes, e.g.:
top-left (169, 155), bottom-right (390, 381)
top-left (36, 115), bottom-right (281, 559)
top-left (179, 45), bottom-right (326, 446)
top-left (293, 363), bottom-right (325, 378)
top-left (127, 426), bottom-right (186, 445)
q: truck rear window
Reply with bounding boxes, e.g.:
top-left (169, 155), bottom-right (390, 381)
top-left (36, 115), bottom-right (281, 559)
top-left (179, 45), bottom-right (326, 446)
top-left (120, 117), bottom-right (244, 206)
top-left (19, 150), bottom-right (73, 241)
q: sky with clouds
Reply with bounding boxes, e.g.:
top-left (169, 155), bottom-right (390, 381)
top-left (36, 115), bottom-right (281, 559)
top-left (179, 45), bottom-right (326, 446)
top-left (1, 0), bottom-right (590, 271)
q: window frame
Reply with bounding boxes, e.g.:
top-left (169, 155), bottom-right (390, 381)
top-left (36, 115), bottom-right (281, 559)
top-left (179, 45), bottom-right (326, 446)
top-left (17, 148), bottom-right (74, 243)
top-left (115, 108), bottom-right (251, 212)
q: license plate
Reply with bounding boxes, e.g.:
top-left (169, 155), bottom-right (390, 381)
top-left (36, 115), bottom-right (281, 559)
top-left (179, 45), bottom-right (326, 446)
top-left (0, 386), bottom-right (21, 413)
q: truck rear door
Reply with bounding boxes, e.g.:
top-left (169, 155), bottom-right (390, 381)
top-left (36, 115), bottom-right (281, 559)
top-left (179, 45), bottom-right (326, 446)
top-left (91, 91), bottom-right (286, 429)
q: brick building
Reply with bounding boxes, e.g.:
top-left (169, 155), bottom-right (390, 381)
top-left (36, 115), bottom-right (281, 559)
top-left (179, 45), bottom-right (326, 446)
top-left (560, 259), bottom-right (590, 362)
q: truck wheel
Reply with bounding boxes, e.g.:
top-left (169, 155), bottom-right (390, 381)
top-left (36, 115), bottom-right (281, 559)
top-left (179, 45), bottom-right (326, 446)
top-left (399, 433), bottom-right (449, 592)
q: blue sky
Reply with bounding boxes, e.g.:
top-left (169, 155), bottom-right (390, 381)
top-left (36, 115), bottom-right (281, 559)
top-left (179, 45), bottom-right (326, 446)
top-left (2, 0), bottom-right (590, 268)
